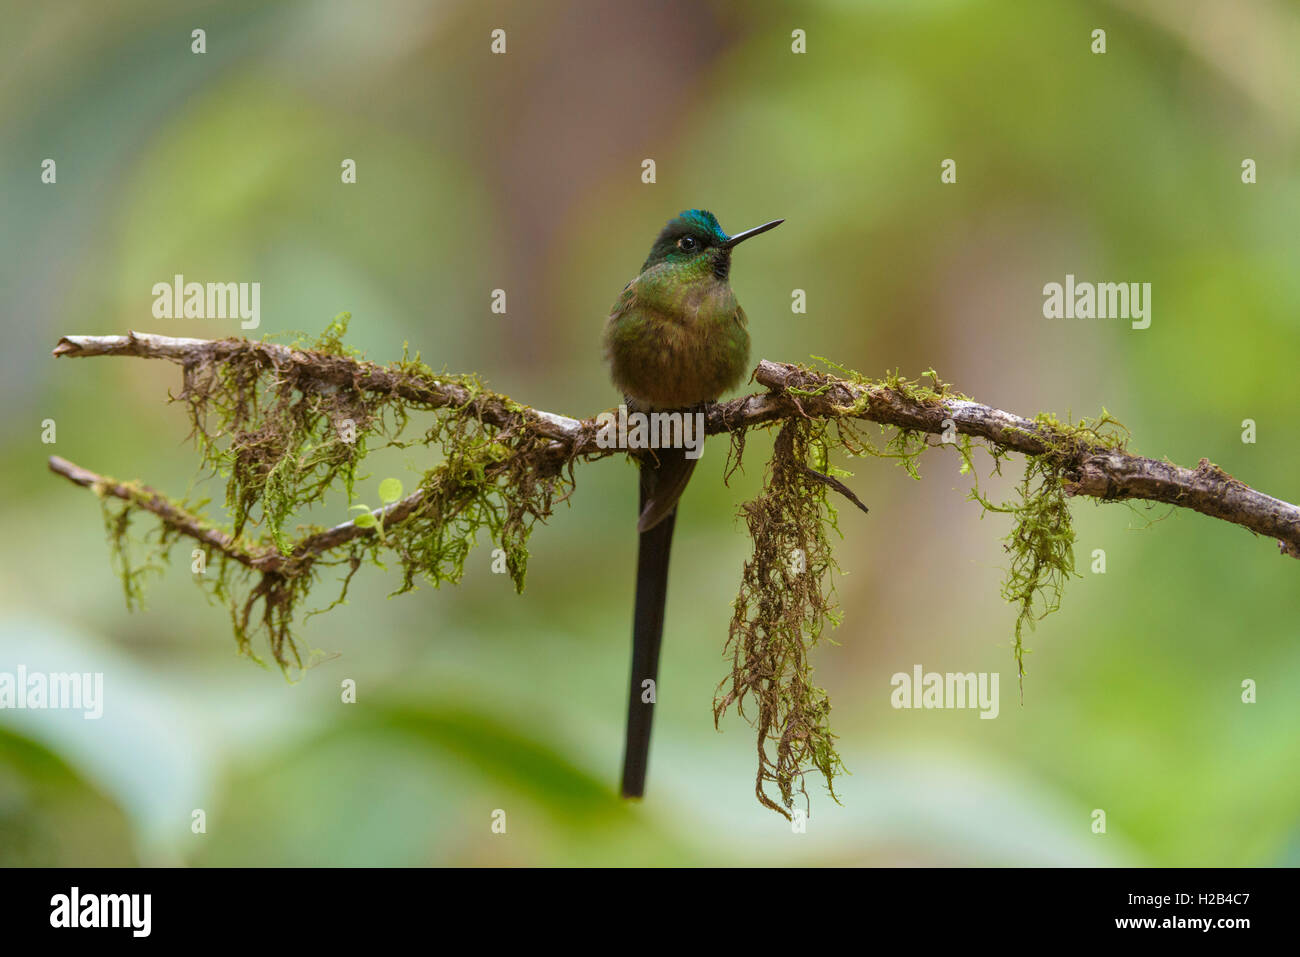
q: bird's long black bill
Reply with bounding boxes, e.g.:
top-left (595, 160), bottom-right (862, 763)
top-left (722, 218), bottom-right (784, 248)
top-left (620, 459), bottom-right (681, 798)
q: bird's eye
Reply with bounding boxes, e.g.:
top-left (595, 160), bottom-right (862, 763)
top-left (677, 236), bottom-right (698, 252)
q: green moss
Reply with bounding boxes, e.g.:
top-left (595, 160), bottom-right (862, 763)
top-left (99, 491), bottom-right (162, 612)
top-left (311, 310), bottom-right (364, 358)
top-left (102, 315), bottom-right (577, 678)
top-left (719, 417), bottom-right (847, 819)
top-left (967, 409), bottom-right (1129, 694)
top-left (821, 362), bottom-right (1130, 698)
top-left (970, 456), bottom-right (1075, 695)
top-left (725, 360), bottom-right (1131, 799)
top-left (382, 379), bottom-right (571, 596)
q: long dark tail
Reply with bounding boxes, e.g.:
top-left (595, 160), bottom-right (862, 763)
top-left (620, 447), bottom-right (696, 798)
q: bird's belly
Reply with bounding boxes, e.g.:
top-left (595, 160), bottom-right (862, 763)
top-left (608, 310), bottom-right (749, 409)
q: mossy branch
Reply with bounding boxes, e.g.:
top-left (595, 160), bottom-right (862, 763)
top-left (48, 329), bottom-right (1300, 816)
top-left (51, 334), bottom-right (1300, 559)
top-left (738, 362), bottom-right (1300, 559)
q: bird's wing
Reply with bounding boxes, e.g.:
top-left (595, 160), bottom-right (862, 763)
top-left (733, 301), bottom-right (748, 330)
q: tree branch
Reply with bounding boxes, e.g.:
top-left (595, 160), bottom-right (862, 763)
top-left (47, 453), bottom-right (427, 574)
top-left (742, 361), bottom-right (1300, 559)
top-left (49, 331), bottom-right (1300, 560)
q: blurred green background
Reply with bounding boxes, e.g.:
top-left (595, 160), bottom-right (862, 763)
top-left (2, 0), bottom-right (1298, 866)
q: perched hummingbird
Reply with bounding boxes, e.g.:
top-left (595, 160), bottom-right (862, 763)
top-left (603, 209), bottom-right (783, 798)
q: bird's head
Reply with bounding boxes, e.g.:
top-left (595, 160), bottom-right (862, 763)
top-left (640, 209), bottom-right (783, 281)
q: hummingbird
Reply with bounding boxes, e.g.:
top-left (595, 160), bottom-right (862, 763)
top-left (603, 208), bottom-right (783, 798)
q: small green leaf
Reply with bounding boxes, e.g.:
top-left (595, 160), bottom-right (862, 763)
top-left (352, 511), bottom-right (377, 529)
top-left (378, 477), bottom-right (404, 504)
